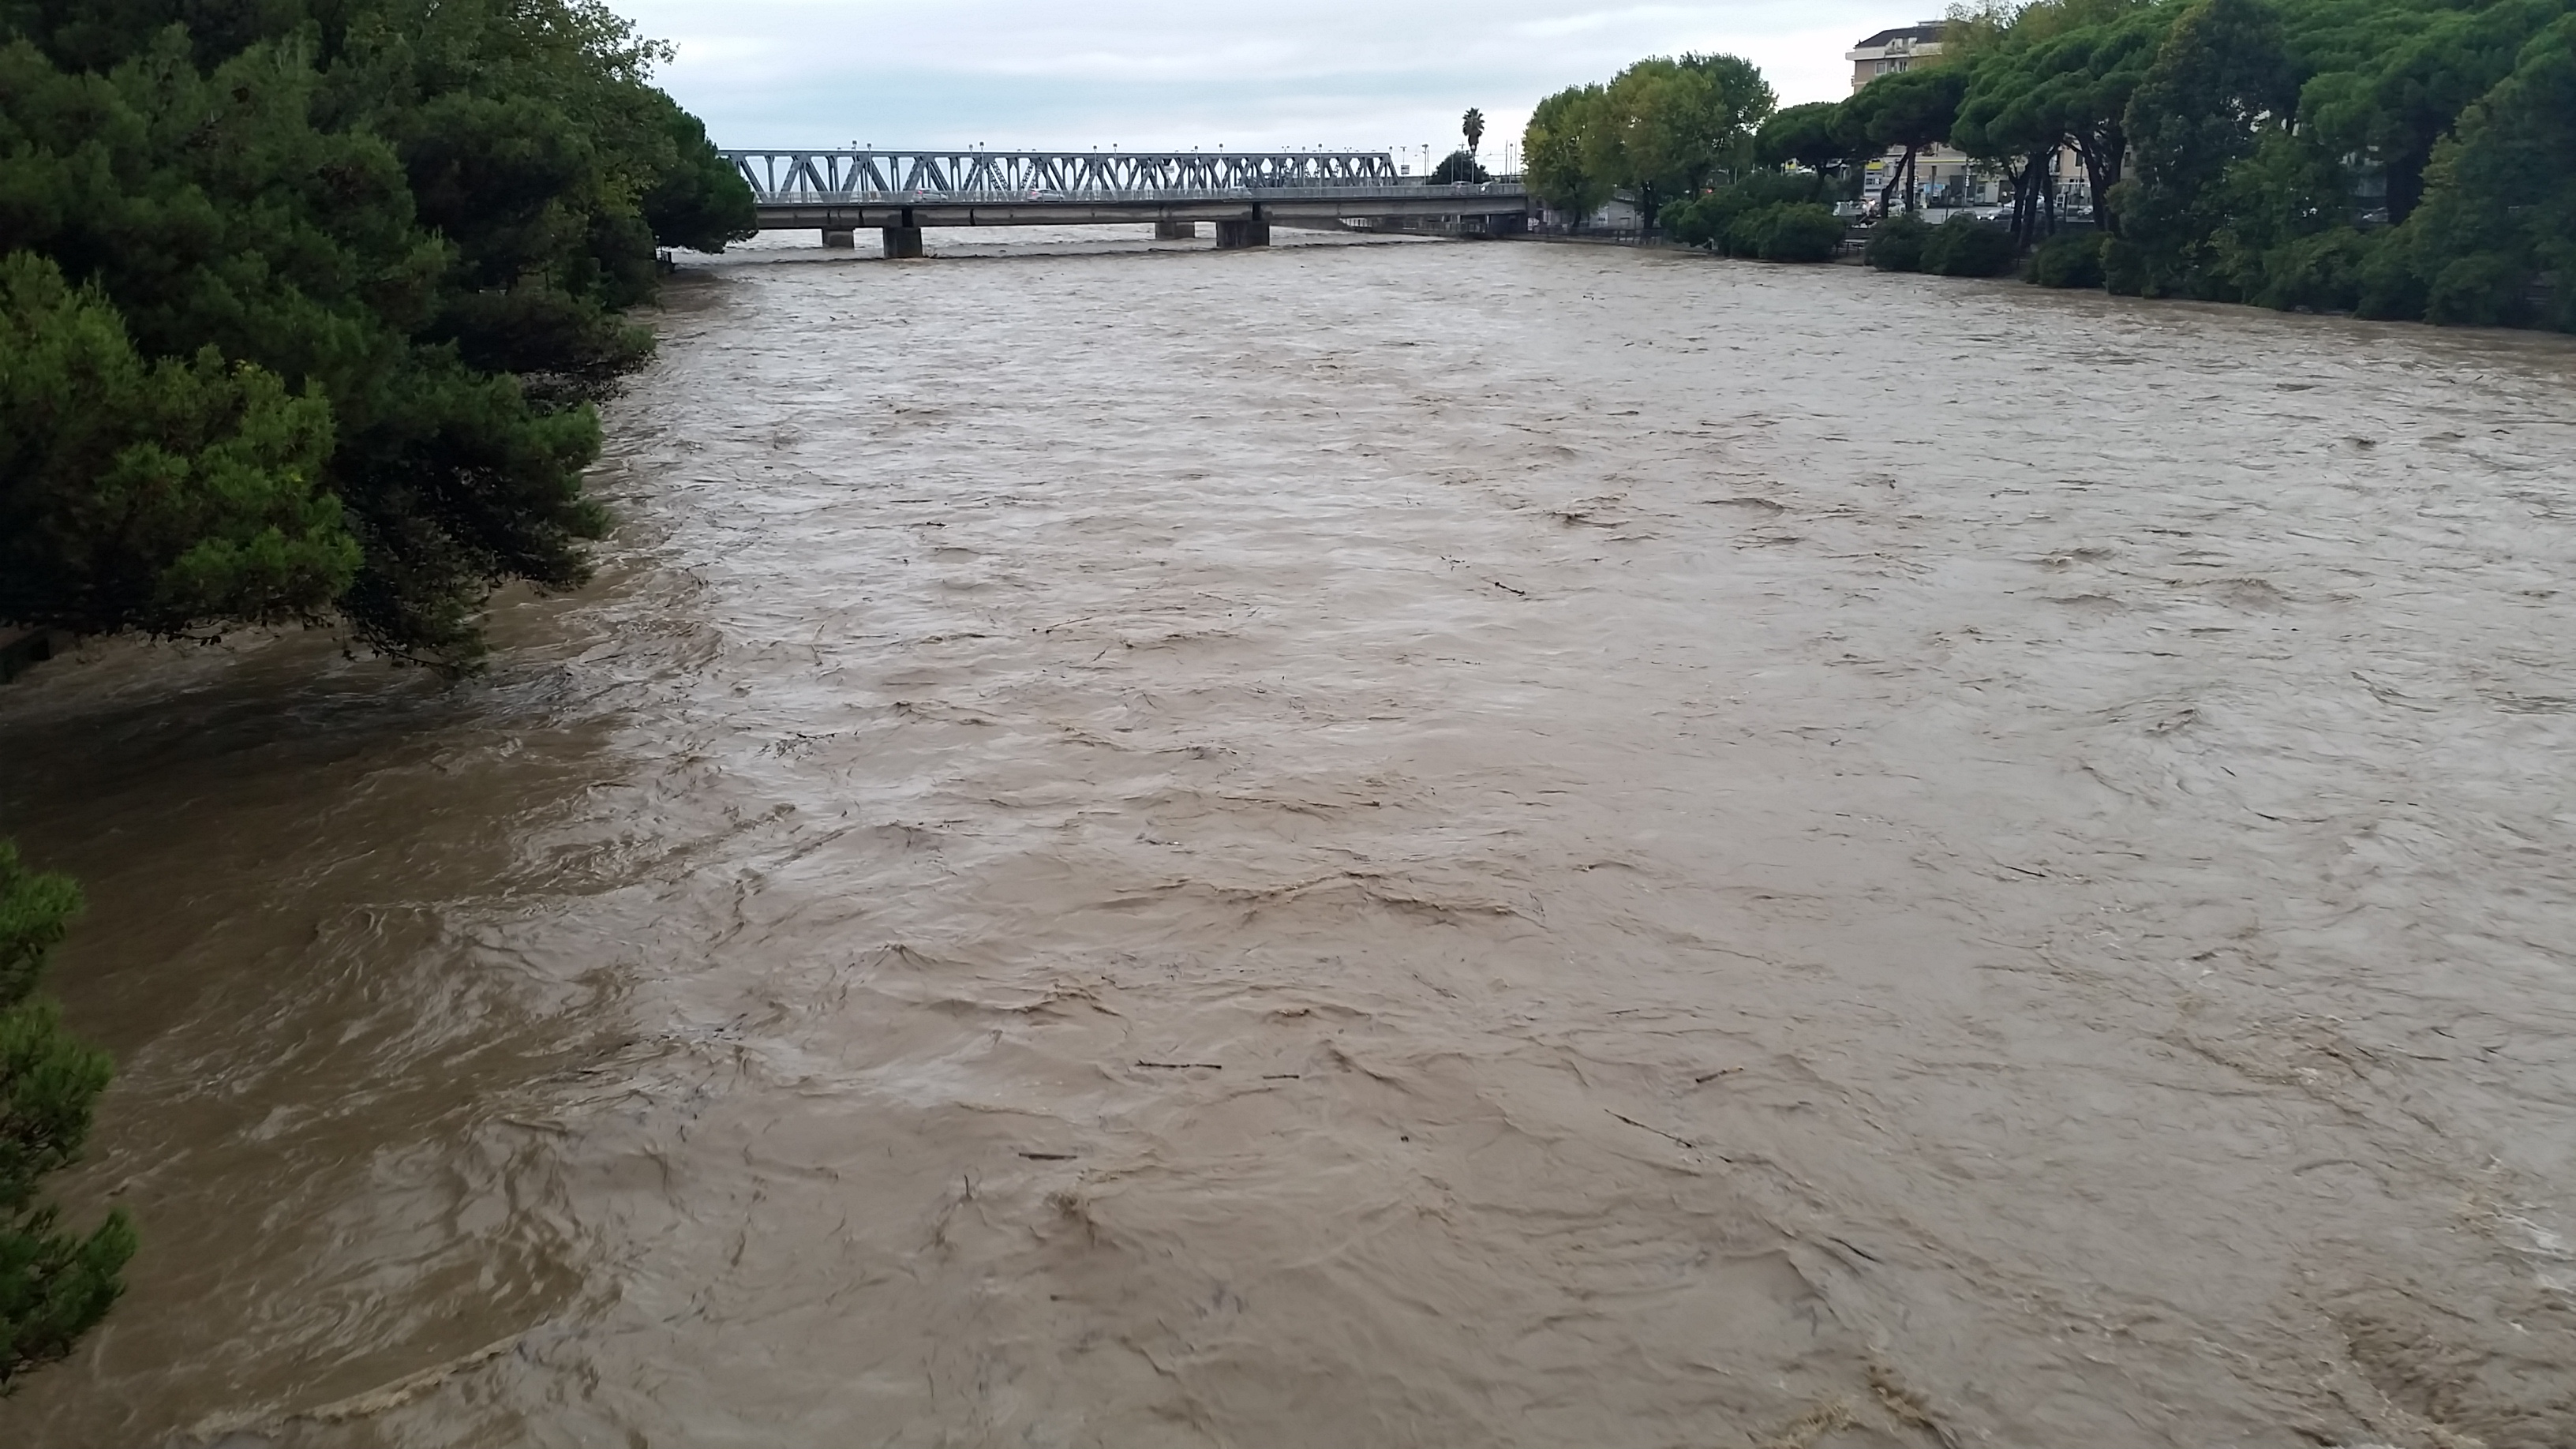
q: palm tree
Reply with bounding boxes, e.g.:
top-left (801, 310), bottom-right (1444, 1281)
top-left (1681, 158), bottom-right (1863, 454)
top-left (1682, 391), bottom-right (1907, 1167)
top-left (1462, 108), bottom-right (1485, 167)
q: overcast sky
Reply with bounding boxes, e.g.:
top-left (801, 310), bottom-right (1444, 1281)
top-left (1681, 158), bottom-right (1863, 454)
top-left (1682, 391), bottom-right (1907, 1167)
top-left (617, 0), bottom-right (1923, 162)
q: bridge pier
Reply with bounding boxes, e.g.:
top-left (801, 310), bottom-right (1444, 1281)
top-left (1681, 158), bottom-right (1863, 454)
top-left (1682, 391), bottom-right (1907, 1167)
top-left (821, 227), bottom-right (856, 249)
top-left (1153, 221), bottom-right (1200, 242)
top-left (1214, 219), bottom-right (1271, 250)
top-left (881, 226), bottom-right (925, 259)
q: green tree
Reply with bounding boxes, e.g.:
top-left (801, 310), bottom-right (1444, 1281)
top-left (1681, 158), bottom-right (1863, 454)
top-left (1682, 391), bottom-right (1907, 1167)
top-left (2291, 0), bottom-right (2564, 224)
top-left (1754, 100), bottom-right (1863, 177)
top-left (1523, 84), bottom-right (1615, 226)
top-left (1844, 65), bottom-right (1969, 215)
top-left (2, 253), bottom-right (357, 637)
top-left (1595, 53), bottom-right (1776, 229)
top-left (1900, 0), bottom-right (2571, 330)
top-left (1661, 170), bottom-right (1835, 251)
top-left (1462, 107), bottom-right (1485, 166)
top-left (2114, 0), bottom-right (2301, 295)
top-left (2394, 11), bottom-right (2576, 326)
top-left (1431, 150), bottom-right (1490, 183)
top-left (1953, 3), bottom-right (2172, 237)
top-left (0, 842), bottom-right (133, 1391)
top-left (0, 0), bottom-right (757, 666)
top-left (642, 99), bottom-right (763, 253)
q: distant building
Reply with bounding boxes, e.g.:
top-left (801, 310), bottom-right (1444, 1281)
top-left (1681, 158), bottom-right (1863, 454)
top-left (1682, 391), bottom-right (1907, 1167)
top-left (1847, 22), bottom-right (1985, 209)
top-left (1844, 21), bottom-right (2094, 217)
top-left (1847, 21), bottom-right (1949, 89)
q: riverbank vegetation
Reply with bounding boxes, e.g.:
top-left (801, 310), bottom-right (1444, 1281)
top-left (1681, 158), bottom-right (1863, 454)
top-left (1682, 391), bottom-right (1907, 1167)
top-left (1, 0), bottom-right (756, 666)
top-left (0, 0), bottom-right (754, 1376)
top-left (1522, 54), bottom-right (1777, 236)
top-left (0, 845), bottom-right (129, 1390)
top-left (1522, 0), bottom-right (2573, 331)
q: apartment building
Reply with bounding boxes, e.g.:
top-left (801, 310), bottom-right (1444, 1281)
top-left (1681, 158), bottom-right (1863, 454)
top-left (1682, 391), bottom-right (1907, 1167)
top-left (1848, 21), bottom-right (1950, 88)
top-left (1848, 22), bottom-right (1988, 209)
top-left (1845, 21), bottom-right (2096, 215)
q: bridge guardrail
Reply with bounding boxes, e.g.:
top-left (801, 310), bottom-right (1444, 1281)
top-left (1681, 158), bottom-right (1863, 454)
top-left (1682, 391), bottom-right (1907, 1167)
top-left (747, 182), bottom-right (1528, 206)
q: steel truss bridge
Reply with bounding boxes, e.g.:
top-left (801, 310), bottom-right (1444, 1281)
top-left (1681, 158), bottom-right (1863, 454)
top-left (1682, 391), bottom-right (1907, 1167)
top-left (720, 148), bottom-right (1530, 251)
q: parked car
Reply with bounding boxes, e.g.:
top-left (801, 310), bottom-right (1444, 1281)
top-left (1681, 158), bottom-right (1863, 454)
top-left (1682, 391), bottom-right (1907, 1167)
top-left (1832, 200), bottom-right (1868, 219)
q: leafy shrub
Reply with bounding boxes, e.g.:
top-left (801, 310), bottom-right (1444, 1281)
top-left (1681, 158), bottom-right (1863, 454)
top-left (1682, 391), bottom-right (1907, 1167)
top-left (2355, 230), bottom-right (2431, 320)
top-left (1662, 171), bottom-right (1833, 251)
top-left (1728, 204), bottom-right (1846, 262)
top-left (1923, 215), bottom-right (2019, 277)
top-left (2102, 235), bottom-right (2154, 295)
top-left (2027, 232), bottom-right (2107, 288)
top-left (2424, 253), bottom-right (2534, 328)
top-left (1866, 214), bottom-right (1932, 271)
top-left (2241, 228), bottom-right (2377, 313)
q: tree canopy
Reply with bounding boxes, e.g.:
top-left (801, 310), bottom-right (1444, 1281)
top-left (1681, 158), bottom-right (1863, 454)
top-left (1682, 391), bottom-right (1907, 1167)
top-left (1843, 66), bottom-right (1971, 213)
top-left (1672, 0), bottom-right (2574, 330)
top-left (1754, 102), bottom-right (1859, 172)
top-left (0, 0), bottom-right (758, 665)
top-left (1519, 53), bottom-right (1775, 229)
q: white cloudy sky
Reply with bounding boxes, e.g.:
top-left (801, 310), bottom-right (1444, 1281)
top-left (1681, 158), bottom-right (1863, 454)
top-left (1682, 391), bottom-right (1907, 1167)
top-left (617, 0), bottom-right (1923, 159)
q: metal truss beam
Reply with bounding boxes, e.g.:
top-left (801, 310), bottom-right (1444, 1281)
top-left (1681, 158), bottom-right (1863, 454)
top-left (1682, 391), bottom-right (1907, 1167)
top-left (721, 149), bottom-right (1408, 204)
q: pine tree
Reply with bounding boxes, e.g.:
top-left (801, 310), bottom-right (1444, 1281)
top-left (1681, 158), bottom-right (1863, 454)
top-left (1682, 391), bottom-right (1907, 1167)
top-left (0, 842), bottom-right (133, 1391)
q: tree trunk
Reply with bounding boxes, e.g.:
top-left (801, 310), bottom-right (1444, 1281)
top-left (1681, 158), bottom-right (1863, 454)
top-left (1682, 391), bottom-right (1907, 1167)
top-left (1878, 147), bottom-right (1914, 217)
top-left (2083, 122), bottom-right (2128, 237)
top-left (2387, 137), bottom-right (2430, 223)
top-left (2076, 135), bottom-right (2115, 238)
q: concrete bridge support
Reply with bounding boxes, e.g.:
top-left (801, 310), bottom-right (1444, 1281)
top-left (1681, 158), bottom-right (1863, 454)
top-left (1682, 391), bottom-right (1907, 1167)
top-left (1154, 221), bottom-right (1200, 241)
top-left (1214, 219), bottom-right (1271, 250)
top-left (822, 228), bottom-right (856, 248)
top-left (882, 226), bottom-right (925, 259)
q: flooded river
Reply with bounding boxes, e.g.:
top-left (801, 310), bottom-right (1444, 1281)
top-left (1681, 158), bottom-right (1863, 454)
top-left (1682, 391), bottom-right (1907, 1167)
top-left (6, 229), bottom-right (2576, 1448)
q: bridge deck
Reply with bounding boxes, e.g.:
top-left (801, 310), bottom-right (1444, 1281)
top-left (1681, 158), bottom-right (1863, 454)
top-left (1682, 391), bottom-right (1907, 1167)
top-left (724, 150), bottom-right (1529, 232)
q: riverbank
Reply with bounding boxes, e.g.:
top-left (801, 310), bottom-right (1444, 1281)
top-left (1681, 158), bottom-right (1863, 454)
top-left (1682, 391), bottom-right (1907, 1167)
top-left (1513, 224), bottom-right (2570, 320)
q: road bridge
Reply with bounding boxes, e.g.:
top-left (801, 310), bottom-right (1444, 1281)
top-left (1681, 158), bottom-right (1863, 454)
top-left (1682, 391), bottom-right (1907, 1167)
top-left (722, 149), bottom-right (1530, 253)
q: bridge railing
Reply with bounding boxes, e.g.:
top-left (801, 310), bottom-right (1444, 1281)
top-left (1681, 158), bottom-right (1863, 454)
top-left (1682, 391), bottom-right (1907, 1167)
top-left (745, 182), bottom-right (1529, 206)
top-left (721, 148), bottom-right (1533, 205)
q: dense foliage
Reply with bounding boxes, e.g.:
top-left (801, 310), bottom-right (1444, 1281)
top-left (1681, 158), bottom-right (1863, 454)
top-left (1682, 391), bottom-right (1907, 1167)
top-left (1430, 149), bottom-right (1491, 184)
top-left (1661, 172), bottom-right (1844, 260)
top-left (1533, 0), bottom-right (2574, 329)
top-left (2087, 0), bottom-right (2573, 325)
top-left (0, 843), bottom-right (131, 1392)
top-left (1924, 213), bottom-right (2022, 274)
top-left (1521, 54), bottom-right (1776, 230)
top-left (0, 0), bottom-right (757, 663)
top-left (1866, 212), bottom-right (1935, 270)
top-left (2029, 229), bottom-right (2111, 284)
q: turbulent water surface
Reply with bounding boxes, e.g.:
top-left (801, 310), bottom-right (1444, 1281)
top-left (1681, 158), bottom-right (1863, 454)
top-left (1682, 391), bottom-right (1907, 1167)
top-left (6, 227), bottom-right (2576, 1449)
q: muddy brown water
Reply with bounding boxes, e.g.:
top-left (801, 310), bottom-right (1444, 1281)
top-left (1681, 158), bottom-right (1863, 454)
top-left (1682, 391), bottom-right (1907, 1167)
top-left (6, 229), bottom-right (2575, 1449)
